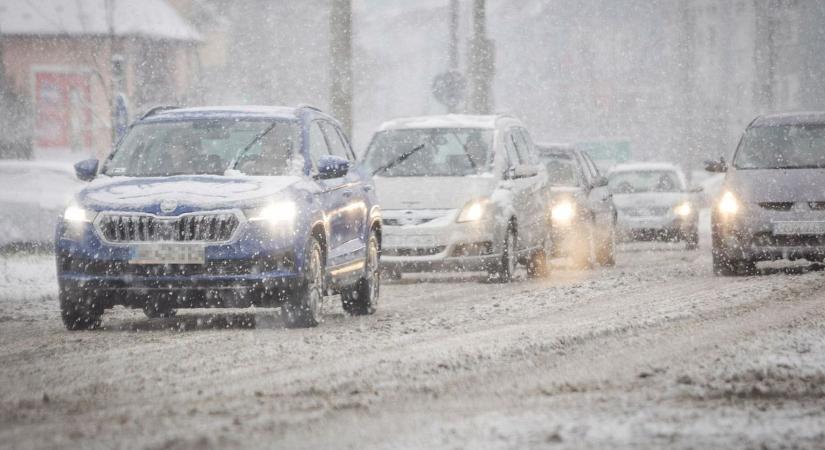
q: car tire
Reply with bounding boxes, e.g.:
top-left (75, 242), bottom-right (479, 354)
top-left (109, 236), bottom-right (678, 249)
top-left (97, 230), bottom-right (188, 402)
top-left (488, 225), bottom-right (517, 283)
top-left (684, 229), bottom-right (699, 251)
top-left (526, 247), bottom-right (548, 278)
top-left (60, 286), bottom-right (104, 330)
top-left (282, 237), bottom-right (325, 328)
top-left (596, 225), bottom-right (616, 267)
top-left (143, 294), bottom-right (177, 319)
top-left (712, 242), bottom-right (755, 276)
top-left (342, 232), bottom-right (380, 316)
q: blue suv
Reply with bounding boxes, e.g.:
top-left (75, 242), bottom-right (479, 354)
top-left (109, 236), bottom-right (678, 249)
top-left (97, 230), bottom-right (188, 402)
top-left (56, 105), bottom-right (381, 329)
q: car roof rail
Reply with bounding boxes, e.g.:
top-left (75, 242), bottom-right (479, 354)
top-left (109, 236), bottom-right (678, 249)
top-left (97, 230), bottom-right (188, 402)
top-left (296, 104), bottom-right (324, 113)
top-left (140, 105), bottom-right (180, 120)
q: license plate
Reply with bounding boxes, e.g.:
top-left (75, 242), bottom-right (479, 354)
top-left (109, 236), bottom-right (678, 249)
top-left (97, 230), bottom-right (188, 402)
top-left (383, 234), bottom-right (436, 248)
top-left (129, 244), bottom-right (205, 265)
top-left (773, 221), bottom-right (825, 236)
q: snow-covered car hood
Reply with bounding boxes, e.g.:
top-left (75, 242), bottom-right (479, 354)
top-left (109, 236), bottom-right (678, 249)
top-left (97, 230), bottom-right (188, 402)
top-left (726, 168), bottom-right (825, 203)
top-left (77, 175), bottom-right (303, 211)
top-left (612, 192), bottom-right (687, 210)
top-left (374, 176), bottom-right (497, 209)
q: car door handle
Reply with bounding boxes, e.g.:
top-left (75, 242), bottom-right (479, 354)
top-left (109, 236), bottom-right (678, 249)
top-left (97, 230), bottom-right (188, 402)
top-left (342, 190), bottom-right (353, 198)
top-left (363, 185), bottom-right (374, 192)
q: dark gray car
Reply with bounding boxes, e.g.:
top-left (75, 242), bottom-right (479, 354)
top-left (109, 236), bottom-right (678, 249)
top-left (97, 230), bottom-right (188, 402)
top-left (707, 112), bottom-right (825, 275)
top-left (537, 144), bottom-right (616, 268)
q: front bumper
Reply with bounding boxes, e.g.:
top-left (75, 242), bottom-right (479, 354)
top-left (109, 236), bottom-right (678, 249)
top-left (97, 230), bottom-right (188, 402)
top-left (713, 206), bottom-right (825, 261)
top-left (380, 217), bottom-right (503, 273)
top-left (55, 219), bottom-right (303, 306)
top-left (617, 213), bottom-right (697, 240)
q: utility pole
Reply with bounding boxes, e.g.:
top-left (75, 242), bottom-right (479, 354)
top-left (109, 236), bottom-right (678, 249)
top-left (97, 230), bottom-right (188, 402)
top-left (467, 0), bottom-right (494, 114)
top-left (449, 0), bottom-right (459, 70)
top-left (330, 0), bottom-right (353, 137)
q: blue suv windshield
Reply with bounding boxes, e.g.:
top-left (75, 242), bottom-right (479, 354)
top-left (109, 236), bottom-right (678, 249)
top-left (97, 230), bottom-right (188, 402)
top-left (735, 124), bottom-right (825, 170)
top-left (365, 128), bottom-right (493, 177)
top-left (103, 119), bottom-right (301, 177)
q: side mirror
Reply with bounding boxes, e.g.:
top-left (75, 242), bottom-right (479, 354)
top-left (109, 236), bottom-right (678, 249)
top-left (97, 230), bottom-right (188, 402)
top-left (704, 157), bottom-right (727, 173)
top-left (512, 165), bottom-right (538, 179)
top-left (594, 176), bottom-right (609, 188)
top-left (316, 155), bottom-right (350, 179)
top-left (74, 159), bottom-right (99, 181)
top-left (690, 186), bottom-right (704, 193)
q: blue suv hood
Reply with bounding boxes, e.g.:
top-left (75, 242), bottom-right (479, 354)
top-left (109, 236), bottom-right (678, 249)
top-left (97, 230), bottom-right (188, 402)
top-left (77, 174), bottom-right (303, 213)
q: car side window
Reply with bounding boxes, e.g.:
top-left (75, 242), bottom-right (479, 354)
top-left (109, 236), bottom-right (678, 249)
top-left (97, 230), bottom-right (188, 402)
top-left (336, 128), bottom-right (356, 161)
top-left (582, 152), bottom-right (601, 178)
top-left (320, 121), bottom-right (352, 161)
top-left (574, 151), bottom-right (594, 186)
top-left (516, 128), bottom-right (538, 165)
top-left (511, 131), bottom-right (528, 165)
top-left (505, 130), bottom-right (521, 168)
top-left (308, 121), bottom-right (331, 170)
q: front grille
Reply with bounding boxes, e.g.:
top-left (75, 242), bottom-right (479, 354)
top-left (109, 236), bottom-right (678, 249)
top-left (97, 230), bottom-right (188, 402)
top-left (451, 241), bottom-right (493, 257)
top-left (809, 202), bottom-right (825, 211)
top-left (382, 209), bottom-right (452, 227)
top-left (383, 246), bottom-right (446, 257)
top-left (753, 232), bottom-right (825, 247)
top-left (97, 212), bottom-right (240, 243)
top-left (383, 217), bottom-right (438, 226)
top-left (759, 202), bottom-right (794, 211)
top-left (623, 207), bottom-right (670, 217)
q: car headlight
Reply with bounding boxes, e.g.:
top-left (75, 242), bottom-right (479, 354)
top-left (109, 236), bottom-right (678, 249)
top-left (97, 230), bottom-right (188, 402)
top-left (674, 202), bottom-right (692, 217)
top-left (246, 201), bottom-right (297, 226)
top-left (457, 199), bottom-right (488, 223)
top-left (551, 200), bottom-right (576, 225)
top-left (718, 191), bottom-right (739, 215)
top-left (63, 204), bottom-right (94, 223)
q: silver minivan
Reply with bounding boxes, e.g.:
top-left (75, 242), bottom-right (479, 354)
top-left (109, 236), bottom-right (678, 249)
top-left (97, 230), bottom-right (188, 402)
top-left (707, 112), bottom-right (825, 275)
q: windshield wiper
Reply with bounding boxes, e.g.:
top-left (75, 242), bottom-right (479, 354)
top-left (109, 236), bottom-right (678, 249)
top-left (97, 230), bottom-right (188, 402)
top-left (372, 144), bottom-right (425, 175)
top-left (228, 122), bottom-right (280, 171)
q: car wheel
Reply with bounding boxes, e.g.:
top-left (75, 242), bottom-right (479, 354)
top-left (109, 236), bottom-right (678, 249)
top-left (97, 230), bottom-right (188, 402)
top-left (596, 224), bottom-right (616, 267)
top-left (60, 286), bottom-right (104, 330)
top-left (526, 247), bottom-right (548, 278)
top-left (684, 229), bottom-right (699, 251)
top-left (712, 241), bottom-right (755, 276)
top-left (282, 237), bottom-right (325, 328)
top-left (342, 232), bottom-right (380, 316)
top-left (143, 294), bottom-right (177, 319)
top-left (488, 225), bottom-right (517, 283)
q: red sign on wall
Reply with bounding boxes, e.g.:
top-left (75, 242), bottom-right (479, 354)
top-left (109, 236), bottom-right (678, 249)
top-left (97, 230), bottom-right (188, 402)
top-left (34, 72), bottom-right (92, 152)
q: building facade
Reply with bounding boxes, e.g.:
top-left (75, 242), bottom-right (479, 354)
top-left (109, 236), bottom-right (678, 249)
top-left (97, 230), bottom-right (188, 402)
top-left (0, 0), bottom-right (200, 160)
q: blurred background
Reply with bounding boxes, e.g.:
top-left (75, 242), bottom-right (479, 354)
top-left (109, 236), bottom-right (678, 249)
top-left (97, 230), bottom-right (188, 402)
top-left (1, 0), bottom-right (824, 172)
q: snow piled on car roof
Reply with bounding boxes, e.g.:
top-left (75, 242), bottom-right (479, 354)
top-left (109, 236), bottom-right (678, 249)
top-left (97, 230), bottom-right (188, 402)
top-left (378, 114), bottom-right (501, 131)
top-left (608, 162), bottom-right (683, 174)
top-left (151, 106), bottom-right (301, 120)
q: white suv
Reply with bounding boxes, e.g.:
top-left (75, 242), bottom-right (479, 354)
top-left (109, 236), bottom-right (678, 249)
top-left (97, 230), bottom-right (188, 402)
top-left (363, 115), bottom-right (550, 282)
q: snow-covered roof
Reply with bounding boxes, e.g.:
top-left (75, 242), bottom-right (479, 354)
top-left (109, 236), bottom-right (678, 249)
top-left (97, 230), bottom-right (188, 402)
top-left (378, 114), bottom-right (504, 131)
top-left (149, 105), bottom-right (301, 120)
top-left (608, 162), bottom-right (683, 174)
top-left (0, 0), bottom-right (200, 41)
top-left (752, 111), bottom-right (825, 127)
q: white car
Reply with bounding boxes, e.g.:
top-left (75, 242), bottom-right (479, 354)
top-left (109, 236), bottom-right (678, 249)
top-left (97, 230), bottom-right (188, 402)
top-left (608, 162), bottom-right (701, 249)
top-left (363, 114), bottom-right (550, 281)
top-left (0, 160), bottom-right (84, 248)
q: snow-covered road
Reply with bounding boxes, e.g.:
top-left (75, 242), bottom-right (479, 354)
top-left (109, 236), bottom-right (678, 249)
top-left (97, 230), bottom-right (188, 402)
top-left (2, 232), bottom-right (825, 449)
